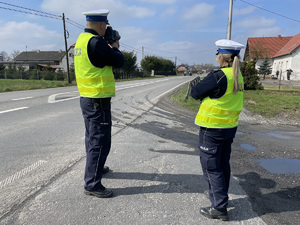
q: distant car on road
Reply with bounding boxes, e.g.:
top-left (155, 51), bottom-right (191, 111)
top-left (184, 70), bottom-right (192, 76)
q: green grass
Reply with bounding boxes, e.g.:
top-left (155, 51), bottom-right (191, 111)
top-left (170, 84), bottom-right (300, 122)
top-left (170, 84), bottom-right (201, 112)
top-left (244, 88), bottom-right (300, 120)
top-left (0, 76), bottom-right (169, 93)
top-left (0, 79), bottom-right (74, 92)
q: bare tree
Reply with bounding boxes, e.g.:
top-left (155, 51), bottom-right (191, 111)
top-left (0, 51), bottom-right (11, 61)
top-left (250, 40), bottom-right (270, 62)
top-left (11, 50), bottom-right (21, 60)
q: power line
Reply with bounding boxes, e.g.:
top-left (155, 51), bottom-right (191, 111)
top-left (0, 1), bottom-right (61, 18)
top-left (66, 18), bottom-right (85, 30)
top-left (239, 0), bottom-right (300, 23)
top-left (0, 1), bottom-right (204, 62)
top-left (144, 46), bottom-right (214, 54)
top-left (0, 6), bottom-right (61, 20)
top-left (0, 1), bottom-right (84, 30)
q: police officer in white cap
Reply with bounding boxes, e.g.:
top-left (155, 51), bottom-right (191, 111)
top-left (191, 39), bottom-right (244, 221)
top-left (74, 9), bottom-right (124, 198)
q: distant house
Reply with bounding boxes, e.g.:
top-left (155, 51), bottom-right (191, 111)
top-left (177, 66), bottom-right (187, 72)
top-left (10, 45), bottom-right (75, 72)
top-left (244, 34), bottom-right (300, 80)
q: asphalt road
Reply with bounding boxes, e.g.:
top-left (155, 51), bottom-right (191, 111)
top-left (0, 76), bottom-right (299, 224)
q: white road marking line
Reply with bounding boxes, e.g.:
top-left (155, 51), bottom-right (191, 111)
top-left (49, 96), bottom-right (80, 103)
top-left (0, 160), bottom-right (47, 189)
top-left (116, 79), bottom-right (170, 91)
top-left (0, 107), bottom-right (29, 114)
top-left (48, 92), bottom-right (79, 103)
top-left (151, 80), bottom-right (190, 102)
top-left (12, 97), bottom-right (33, 101)
top-left (48, 78), bottom-right (173, 103)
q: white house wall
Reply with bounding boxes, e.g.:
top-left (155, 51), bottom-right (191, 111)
top-left (272, 48), bottom-right (300, 80)
top-left (60, 47), bottom-right (74, 72)
top-left (291, 48), bottom-right (300, 80)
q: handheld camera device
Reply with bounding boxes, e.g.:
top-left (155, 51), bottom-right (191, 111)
top-left (104, 26), bottom-right (121, 45)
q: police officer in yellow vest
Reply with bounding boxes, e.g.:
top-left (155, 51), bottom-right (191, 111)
top-left (191, 39), bottom-right (244, 221)
top-left (74, 9), bottom-right (124, 198)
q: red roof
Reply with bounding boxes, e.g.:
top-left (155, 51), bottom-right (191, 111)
top-left (247, 35), bottom-right (292, 58)
top-left (273, 33), bottom-right (300, 57)
top-left (177, 66), bottom-right (187, 72)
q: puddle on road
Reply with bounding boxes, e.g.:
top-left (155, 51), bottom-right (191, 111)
top-left (236, 131), bottom-right (243, 135)
top-left (257, 158), bottom-right (300, 174)
top-left (240, 143), bottom-right (257, 151)
top-left (266, 132), bottom-right (294, 140)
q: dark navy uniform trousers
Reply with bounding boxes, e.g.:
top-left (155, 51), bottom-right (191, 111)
top-left (80, 97), bottom-right (112, 191)
top-left (198, 126), bottom-right (237, 211)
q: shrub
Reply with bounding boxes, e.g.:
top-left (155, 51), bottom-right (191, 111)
top-left (241, 61), bottom-right (264, 90)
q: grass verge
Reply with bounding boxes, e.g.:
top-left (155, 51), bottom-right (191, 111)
top-left (170, 84), bottom-right (300, 123)
top-left (0, 79), bottom-right (74, 92)
top-left (0, 76), bottom-right (167, 93)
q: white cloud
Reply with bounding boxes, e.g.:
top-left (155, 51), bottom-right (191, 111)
top-left (41, 0), bottom-right (155, 22)
top-left (234, 16), bottom-right (282, 38)
top-left (160, 7), bottom-right (177, 18)
top-left (235, 16), bottom-right (276, 28)
top-left (233, 6), bottom-right (256, 16)
top-left (119, 26), bottom-right (157, 45)
top-left (138, 0), bottom-right (177, 4)
top-left (251, 27), bottom-right (283, 37)
top-left (0, 21), bottom-right (61, 54)
top-left (158, 41), bottom-right (197, 52)
top-left (182, 3), bottom-right (215, 20)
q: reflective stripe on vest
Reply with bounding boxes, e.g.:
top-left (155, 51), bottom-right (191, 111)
top-left (195, 68), bottom-right (244, 128)
top-left (74, 32), bottom-right (115, 98)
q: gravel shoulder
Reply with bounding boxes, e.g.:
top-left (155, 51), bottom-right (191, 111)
top-left (157, 88), bottom-right (300, 225)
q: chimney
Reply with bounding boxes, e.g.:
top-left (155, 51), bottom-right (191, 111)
top-left (278, 35), bottom-right (282, 39)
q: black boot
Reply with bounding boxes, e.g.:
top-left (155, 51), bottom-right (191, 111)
top-left (102, 166), bottom-right (110, 174)
top-left (200, 207), bottom-right (228, 221)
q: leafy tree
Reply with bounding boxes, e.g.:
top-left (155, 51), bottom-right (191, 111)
top-left (141, 56), bottom-right (159, 75)
top-left (258, 57), bottom-right (272, 80)
top-left (241, 61), bottom-right (263, 90)
top-left (0, 63), bottom-right (4, 71)
top-left (141, 56), bottom-right (175, 76)
top-left (122, 50), bottom-right (137, 75)
top-left (0, 63), bottom-right (4, 79)
top-left (160, 58), bottom-right (175, 74)
top-left (42, 64), bottom-right (55, 80)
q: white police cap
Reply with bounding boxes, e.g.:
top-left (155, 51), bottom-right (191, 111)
top-left (83, 9), bottom-right (110, 23)
top-left (215, 39), bottom-right (244, 55)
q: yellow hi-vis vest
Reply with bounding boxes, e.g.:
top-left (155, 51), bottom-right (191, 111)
top-left (74, 32), bottom-right (115, 98)
top-left (195, 68), bottom-right (244, 128)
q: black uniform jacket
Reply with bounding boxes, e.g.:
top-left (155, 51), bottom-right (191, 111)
top-left (85, 28), bottom-right (124, 69)
top-left (191, 69), bottom-right (228, 101)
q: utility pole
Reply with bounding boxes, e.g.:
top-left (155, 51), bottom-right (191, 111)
top-left (227, 0), bottom-right (233, 40)
top-left (62, 13), bottom-right (71, 84)
top-left (142, 46), bottom-right (144, 78)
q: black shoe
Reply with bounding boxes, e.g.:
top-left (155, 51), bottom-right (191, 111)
top-left (200, 207), bottom-right (228, 221)
top-left (84, 188), bottom-right (113, 198)
top-left (102, 166), bottom-right (110, 174)
top-left (204, 190), bottom-right (209, 199)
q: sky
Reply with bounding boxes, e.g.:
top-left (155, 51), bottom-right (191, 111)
top-left (1, 0), bottom-right (300, 66)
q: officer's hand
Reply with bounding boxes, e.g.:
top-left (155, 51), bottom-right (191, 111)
top-left (110, 40), bottom-right (120, 49)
